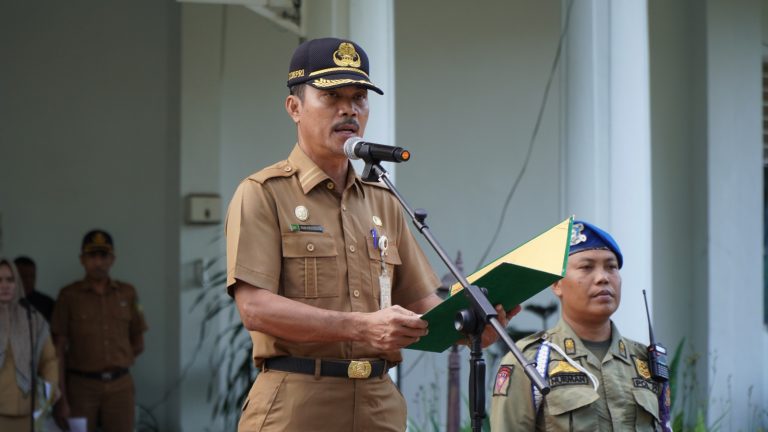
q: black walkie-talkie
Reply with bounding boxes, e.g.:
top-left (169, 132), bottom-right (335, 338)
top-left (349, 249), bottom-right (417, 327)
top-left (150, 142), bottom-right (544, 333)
top-left (642, 290), bottom-right (669, 382)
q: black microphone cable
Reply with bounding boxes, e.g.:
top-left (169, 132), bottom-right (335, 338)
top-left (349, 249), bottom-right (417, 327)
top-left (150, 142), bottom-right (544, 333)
top-left (476, 0), bottom-right (575, 269)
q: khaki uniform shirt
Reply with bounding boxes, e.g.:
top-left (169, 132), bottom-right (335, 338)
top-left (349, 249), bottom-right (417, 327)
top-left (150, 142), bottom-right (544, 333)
top-left (51, 280), bottom-right (148, 372)
top-left (0, 337), bottom-right (58, 416)
top-left (226, 144), bottom-right (440, 366)
top-left (490, 319), bottom-right (661, 431)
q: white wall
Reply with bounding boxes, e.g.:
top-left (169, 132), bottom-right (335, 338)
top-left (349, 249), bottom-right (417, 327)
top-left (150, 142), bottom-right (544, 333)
top-left (650, 0), bottom-right (766, 427)
top-left (0, 0), bottom-right (181, 429)
top-left (395, 0), bottom-right (562, 427)
top-left (179, 4), bottom-right (299, 431)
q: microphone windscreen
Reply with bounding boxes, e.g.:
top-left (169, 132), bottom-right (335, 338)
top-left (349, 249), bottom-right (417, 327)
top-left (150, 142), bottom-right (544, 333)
top-left (343, 137), bottom-right (363, 160)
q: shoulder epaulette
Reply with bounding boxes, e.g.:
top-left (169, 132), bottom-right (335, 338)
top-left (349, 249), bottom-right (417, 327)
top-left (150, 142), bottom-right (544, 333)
top-left (112, 280), bottom-right (135, 291)
top-left (360, 178), bottom-right (389, 190)
top-left (58, 281), bottom-right (82, 295)
top-left (517, 330), bottom-right (546, 352)
top-left (248, 160), bottom-right (296, 184)
top-left (626, 339), bottom-right (649, 355)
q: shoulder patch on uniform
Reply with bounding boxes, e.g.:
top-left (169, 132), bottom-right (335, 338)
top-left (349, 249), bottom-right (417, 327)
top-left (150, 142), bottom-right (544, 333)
top-left (248, 160), bottom-right (296, 184)
top-left (493, 365), bottom-right (514, 396)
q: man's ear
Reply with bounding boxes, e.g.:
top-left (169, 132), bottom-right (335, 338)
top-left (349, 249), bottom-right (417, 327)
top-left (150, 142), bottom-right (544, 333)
top-left (551, 281), bottom-right (563, 299)
top-left (285, 95), bottom-right (301, 123)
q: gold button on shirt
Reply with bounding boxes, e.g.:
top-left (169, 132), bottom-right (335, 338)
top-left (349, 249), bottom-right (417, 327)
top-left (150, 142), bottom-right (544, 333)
top-left (51, 280), bottom-right (148, 372)
top-left (226, 144), bottom-right (440, 367)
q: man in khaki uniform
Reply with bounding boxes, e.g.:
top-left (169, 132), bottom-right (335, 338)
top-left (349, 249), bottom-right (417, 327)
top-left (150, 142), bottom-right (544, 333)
top-left (490, 221), bottom-right (671, 431)
top-left (226, 38), bottom-right (513, 432)
top-left (51, 230), bottom-right (148, 432)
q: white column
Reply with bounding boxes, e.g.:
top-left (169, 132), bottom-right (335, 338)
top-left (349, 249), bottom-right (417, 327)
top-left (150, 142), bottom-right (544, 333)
top-left (348, 0), bottom-right (396, 183)
top-left (704, 0), bottom-right (763, 423)
top-left (563, 0), bottom-right (652, 343)
top-left (303, 0), bottom-right (396, 181)
top-left (349, 2), bottom-right (398, 384)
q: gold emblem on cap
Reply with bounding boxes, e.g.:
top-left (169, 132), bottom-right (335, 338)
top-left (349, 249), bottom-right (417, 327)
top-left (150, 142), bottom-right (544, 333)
top-left (634, 358), bottom-right (652, 380)
top-left (333, 42), bottom-right (361, 68)
top-left (372, 216), bottom-right (382, 226)
top-left (93, 232), bottom-right (107, 245)
top-left (294, 205), bottom-right (309, 221)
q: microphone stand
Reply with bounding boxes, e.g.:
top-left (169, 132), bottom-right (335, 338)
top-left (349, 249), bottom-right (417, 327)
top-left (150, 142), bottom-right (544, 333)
top-left (360, 160), bottom-right (549, 432)
top-left (22, 300), bottom-right (36, 432)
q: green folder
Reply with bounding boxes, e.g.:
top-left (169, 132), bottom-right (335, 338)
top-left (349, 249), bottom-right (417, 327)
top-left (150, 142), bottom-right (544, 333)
top-left (406, 217), bottom-right (573, 353)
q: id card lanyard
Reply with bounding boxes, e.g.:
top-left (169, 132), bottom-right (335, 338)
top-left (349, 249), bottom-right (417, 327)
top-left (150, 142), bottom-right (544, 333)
top-left (378, 235), bottom-right (391, 309)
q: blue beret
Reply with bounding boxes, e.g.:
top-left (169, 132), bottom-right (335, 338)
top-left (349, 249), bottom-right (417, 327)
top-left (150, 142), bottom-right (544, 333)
top-left (569, 220), bottom-right (623, 269)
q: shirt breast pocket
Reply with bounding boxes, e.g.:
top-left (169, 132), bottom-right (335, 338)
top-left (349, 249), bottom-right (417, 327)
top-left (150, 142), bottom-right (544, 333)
top-left (632, 388), bottom-right (661, 430)
top-left (109, 300), bottom-right (132, 334)
top-left (544, 385), bottom-right (599, 432)
top-left (366, 236), bottom-right (401, 300)
top-left (72, 311), bottom-right (97, 335)
top-left (281, 232), bottom-right (339, 298)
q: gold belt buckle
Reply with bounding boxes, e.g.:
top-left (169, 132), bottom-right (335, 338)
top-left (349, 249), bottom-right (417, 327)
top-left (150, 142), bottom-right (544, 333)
top-left (347, 360), bottom-right (372, 379)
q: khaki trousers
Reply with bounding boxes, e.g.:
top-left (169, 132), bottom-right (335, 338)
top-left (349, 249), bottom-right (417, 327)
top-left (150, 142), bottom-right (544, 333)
top-left (67, 373), bottom-right (134, 432)
top-left (239, 369), bottom-right (406, 432)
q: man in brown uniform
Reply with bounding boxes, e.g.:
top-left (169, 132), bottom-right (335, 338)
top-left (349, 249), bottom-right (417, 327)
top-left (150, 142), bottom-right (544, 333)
top-left (226, 38), bottom-right (513, 431)
top-left (51, 230), bottom-right (148, 432)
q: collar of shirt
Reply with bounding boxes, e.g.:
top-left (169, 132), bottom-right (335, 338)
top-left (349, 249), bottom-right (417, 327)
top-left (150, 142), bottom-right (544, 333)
top-left (287, 144), bottom-right (366, 197)
top-left (76, 279), bottom-right (119, 293)
top-left (548, 318), bottom-right (632, 367)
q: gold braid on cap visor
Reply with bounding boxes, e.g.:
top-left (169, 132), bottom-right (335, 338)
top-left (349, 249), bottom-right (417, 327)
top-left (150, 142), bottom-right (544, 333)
top-left (309, 67), bottom-right (370, 78)
top-left (311, 78), bottom-right (376, 88)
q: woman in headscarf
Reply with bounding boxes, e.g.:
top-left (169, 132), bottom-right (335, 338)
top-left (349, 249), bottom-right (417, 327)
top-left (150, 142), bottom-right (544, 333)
top-left (0, 257), bottom-right (59, 431)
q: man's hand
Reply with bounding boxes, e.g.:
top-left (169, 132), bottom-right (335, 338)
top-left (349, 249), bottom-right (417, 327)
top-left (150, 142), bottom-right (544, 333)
top-left (361, 305), bottom-right (429, 351)
top-left (54, 398), bottom-right (70, 431)
top-left (479, 304), bottom-right (522, 348)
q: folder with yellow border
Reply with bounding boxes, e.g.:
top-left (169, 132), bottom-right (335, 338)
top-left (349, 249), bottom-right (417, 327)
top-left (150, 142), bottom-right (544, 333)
top-left (406, 217), bottom-right (573, 352)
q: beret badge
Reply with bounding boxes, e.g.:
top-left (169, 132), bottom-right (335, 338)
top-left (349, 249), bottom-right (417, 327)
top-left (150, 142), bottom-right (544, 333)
top-left (570, 223), bottom-right (587, 246)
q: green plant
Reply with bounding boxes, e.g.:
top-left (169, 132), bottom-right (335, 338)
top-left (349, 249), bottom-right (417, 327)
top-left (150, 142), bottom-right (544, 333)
top-left (668, 341), bottom-right (768, 432)
top-left (189, 257), bottom-right (256, 431)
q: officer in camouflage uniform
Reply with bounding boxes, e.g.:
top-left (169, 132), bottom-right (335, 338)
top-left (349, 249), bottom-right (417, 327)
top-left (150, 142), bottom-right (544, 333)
top-left (490, 221), bottom-right (671, 431)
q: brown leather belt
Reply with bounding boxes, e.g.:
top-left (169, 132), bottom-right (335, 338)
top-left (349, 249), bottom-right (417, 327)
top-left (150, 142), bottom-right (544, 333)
top-left (68, 368), bottom-right (129, 382)
top-left (263, 356), bottom-right (390, 379)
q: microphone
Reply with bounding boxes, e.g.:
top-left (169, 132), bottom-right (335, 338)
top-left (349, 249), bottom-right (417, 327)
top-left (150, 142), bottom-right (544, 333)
top-left (343, 137), bottom-right (411, 163)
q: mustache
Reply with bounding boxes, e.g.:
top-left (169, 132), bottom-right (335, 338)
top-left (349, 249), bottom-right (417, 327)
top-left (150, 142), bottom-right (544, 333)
top-left (332, 118), bottom-right (360, 130)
